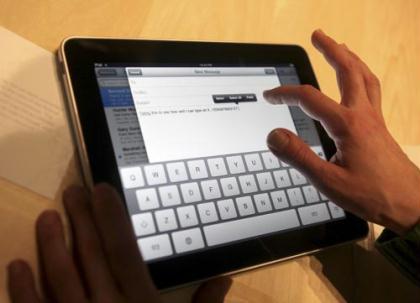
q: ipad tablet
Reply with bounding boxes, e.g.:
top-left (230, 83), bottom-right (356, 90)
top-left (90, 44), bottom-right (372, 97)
top-left (58, 38), bottom-right (368, 290)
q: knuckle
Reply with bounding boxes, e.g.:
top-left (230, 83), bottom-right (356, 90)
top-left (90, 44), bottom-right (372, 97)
top-left (344, 111), bottom-right (361, 132)
top-left (333, 109), bottom-right (357, 136)
top-left (339, 43), bottom-right (348, 49)
top-left (338, 57), bottom-right (358, 73)
top-left (299, 84), bottom-right (316, 98)
top-left (343, 110), bottom-right (358, 127)
top-left (367, 73), bottom-right (381, 88)
top-left (292, 143), bottom-right (311, 167)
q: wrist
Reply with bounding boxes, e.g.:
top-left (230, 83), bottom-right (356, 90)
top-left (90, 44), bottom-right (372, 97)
top-left (384, 169), bottom-right (420, 236)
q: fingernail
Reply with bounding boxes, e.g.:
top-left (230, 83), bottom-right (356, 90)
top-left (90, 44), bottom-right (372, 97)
top-left (263, 89), bottom-right (272, 99)
top-left (267, 129), bottom-right (290, 153)
top-left (315, 28), bottom-right (325, 35)
top-left (263, 89), bottom-right (281, 104)
top-left (8, 260), bottom-right (25, 277)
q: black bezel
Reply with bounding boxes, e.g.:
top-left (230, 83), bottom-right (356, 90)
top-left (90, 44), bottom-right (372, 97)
top-left (60, 38), bottom-right (368, 290)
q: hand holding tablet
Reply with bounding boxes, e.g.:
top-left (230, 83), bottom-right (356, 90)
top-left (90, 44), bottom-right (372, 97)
top-left (7, 185), bottom-right (231, 303)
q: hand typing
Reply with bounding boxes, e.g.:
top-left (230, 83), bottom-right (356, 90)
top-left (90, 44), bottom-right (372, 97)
top-left (264, 30), bottom-right (420, 235)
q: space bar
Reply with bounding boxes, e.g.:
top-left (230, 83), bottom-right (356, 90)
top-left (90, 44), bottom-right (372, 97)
top-left (203, 209), bottom-right (300, 247)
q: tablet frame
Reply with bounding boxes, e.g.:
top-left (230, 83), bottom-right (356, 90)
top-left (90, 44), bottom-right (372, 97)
top-left (59, 38), bottom-right (368, 290)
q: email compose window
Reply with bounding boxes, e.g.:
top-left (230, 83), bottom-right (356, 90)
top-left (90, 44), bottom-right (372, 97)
top-left (126, 67), bottom-right (297, 163)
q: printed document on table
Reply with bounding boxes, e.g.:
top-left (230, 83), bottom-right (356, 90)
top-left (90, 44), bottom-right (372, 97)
top-left (0, 26), bottom-right (73, 199)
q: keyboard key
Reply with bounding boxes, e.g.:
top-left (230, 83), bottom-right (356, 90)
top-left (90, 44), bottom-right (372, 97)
top-left (158, 185), bottom-right (181, 207)
top-left (298, 203), bottom-right (331, 225)
top-left (220, 177), bottom-right (240, 196)
top-left (136, 188), bottom-right (159, 210)
top-left (226, 155), bottom-right (246, 174)
top-left (261, 152), bottom-right (281, 169)
top-left (144, 164), bottom-right (167, 185)
top-left (138, 234), bottom-right (173, 261)
top-left (286, 188), bottom-right (305, 206)
top-left (273, 170), bottom-right (292, 188)
top-left (201, 180), bottom-right (222, 200)
top-left (302, 185), bottom-right (320, 203)
top-left (207, 158), bottom-right (228, 177)
top-left (172, 228), bottom-right (205, 253)
top-left (238, 174), bottom-right (258, 193)
top-left (289, 168), bottom-right (307, 185)
top-left (328, 202), bottom-right (346, 218)
top-left (132, 213), bottom-right (156, 236)
top-left (166, 162), bottom-right (188, 182)
top-left (155, 209), bottom-right (178, 232)
top-left (235, 196), bottom-right (255, 217)
top-left (217, 199), bottom-right (238, 220)
top-left (204, 209), bottom-right (300, 246)
top-left (180, 182), bottom-right (202, 203)
top-left (197, 202), bottom-right (219, 224)
top-left (270, 190), bottom-right (289, 209)
top-left (187, 160), bottom-right (208, 179)
top-left (176, 205), bottom-right (199, 227)
top-left (253, 193), bottom-right (273, 213)
top-left (256, 172), bottom-right (275, 191)
top-left (120, 166), bottom-right (144, 189)
top-left (244, 153), bottom-right (263, 171)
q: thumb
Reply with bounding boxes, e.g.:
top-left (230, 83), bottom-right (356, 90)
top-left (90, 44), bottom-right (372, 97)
top-left (192, 277), bottom-right (232, 303)
top-left (267, 128), bottom-right (343, 187)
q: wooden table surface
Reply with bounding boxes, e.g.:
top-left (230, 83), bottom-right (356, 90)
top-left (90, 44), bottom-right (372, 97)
top-left (0, 1), bottom-right (419, 302)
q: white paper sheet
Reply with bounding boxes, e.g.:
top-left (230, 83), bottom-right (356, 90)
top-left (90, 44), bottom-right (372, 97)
top-left (0, 26), bottom-right (73, 199)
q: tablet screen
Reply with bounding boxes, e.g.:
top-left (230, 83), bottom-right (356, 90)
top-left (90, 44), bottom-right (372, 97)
top-left (94, 64), bottom-right (346, 262)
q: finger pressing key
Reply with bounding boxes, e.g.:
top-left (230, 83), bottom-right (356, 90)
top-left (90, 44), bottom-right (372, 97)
top-left (263, 85), bottom-right (346, 137)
